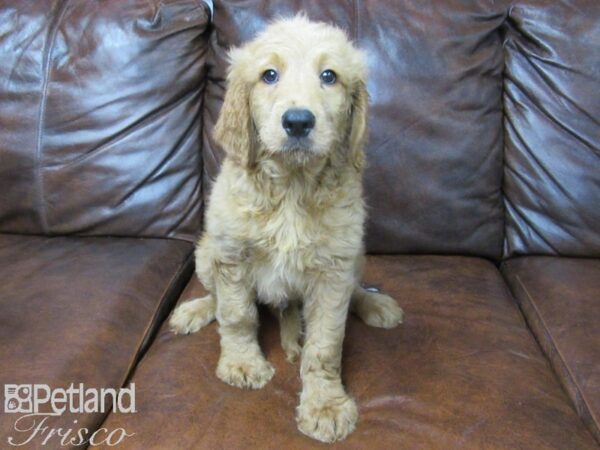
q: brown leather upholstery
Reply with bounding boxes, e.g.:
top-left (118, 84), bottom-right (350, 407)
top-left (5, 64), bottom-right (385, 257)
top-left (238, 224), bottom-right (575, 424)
top-left (0, 0), bottom-right (210, 241)
top-left (99, 256), bottom-right (597, 449)
top-left (503, 0), bottom-right (600, 257)
top-left (202, 0), bottom-right (506, 258)
top-left (0, 234), bottom-right (193, 447)
top-left (502, 257), bottom-right (600, 443)
top-left (0, 0), bottom-right (598, 447)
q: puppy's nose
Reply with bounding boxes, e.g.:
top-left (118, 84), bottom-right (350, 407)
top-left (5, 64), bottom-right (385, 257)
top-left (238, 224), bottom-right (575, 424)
top-left (282, 109), bottom-right (315, 138)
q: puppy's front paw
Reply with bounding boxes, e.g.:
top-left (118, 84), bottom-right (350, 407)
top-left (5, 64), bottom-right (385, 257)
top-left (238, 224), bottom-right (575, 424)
top-left (169, 295), bottom-right (215, 335)
top-left (356, 291), bottom-right (403, 329)
top-left (216, 353), bottom-right (275, 389)
top-left (296, 392), bottom-right (358, 443)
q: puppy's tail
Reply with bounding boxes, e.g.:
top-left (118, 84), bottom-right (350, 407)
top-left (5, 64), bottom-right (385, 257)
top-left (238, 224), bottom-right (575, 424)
top-left (169, 294), bottom-right (216, 335)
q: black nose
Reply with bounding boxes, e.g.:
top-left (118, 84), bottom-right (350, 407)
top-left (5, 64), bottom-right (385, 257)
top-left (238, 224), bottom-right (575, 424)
top-left (282, 108), bottom-right (315, 138)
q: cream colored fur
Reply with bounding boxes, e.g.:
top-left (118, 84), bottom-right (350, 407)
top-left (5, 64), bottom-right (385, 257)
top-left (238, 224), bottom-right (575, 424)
top-left (169, 16), bottom-right (403, 443)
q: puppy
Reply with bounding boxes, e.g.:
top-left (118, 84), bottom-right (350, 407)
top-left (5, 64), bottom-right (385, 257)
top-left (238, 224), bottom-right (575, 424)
top-left (170, 15), bottom-right (403, 443)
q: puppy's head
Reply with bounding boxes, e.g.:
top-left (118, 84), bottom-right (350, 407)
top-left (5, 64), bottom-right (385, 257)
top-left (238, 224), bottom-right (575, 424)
top-left (214, 15), bottom-right (368, 169)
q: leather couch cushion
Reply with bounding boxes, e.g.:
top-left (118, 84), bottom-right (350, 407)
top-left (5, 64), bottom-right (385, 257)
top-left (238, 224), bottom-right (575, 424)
top-left (503, 0), bottom-right (600, 257)
top-left (202, 1), bottom-right (506, 258)
top-left (98, 256), bottom-right (596, 449)
top-left (502, 257), bottom-right (600, 443)
top-left (0, 0), bottom-right (210, 241)
top-left (0, 234), bottom-right (193, 447)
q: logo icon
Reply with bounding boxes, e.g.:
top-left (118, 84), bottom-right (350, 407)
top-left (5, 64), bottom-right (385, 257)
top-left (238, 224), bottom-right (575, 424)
top-left (4, 385), bottom-right (33, 414)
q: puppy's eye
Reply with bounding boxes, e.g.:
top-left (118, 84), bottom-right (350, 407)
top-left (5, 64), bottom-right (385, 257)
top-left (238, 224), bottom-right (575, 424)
top-left (262, 69), bottom-right (278, 84)
top-left (320, 70), bottom-right (337, 85)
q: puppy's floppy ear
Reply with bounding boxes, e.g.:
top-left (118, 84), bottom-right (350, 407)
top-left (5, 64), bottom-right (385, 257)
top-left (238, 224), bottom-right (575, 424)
top-left (348, 80), bottom-right (369, 171)
top-left (214, 49), bottom-right (257, 168)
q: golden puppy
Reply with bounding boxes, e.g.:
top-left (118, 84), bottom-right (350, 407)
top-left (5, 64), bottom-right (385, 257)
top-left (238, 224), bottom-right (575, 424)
top-left (170, 15), bottom-right (403, 443)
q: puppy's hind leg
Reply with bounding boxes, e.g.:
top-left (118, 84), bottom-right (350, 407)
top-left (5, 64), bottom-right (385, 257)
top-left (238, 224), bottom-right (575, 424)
top-left (169, 294), bottom-right (216, 335)
top-left (273, 302), bottom-right (302, 363)
top-left (351, 285), bottom-right (403, 329)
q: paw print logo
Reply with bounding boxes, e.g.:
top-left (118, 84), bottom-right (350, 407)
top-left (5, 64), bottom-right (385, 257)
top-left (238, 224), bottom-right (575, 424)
top-left (4, 385), bottom-right (33, 413)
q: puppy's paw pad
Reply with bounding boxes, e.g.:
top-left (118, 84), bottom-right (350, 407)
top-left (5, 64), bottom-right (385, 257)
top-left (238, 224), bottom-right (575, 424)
top-left (216, 356), bottom-right (275, 390)
top-left (169, 296), bottom-right (215, 335)
top-left (297, 395), bottom-right (358, 443)
top-left (359, 292), bottom-right (403, 329)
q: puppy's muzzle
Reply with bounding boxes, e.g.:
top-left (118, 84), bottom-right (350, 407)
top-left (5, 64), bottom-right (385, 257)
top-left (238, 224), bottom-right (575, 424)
top-left (282, 108), bottom-right (315, 138)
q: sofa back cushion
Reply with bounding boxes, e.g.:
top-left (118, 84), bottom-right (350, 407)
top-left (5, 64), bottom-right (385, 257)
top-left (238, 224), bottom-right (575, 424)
top-left (503, 0), bottom-right (600, 257)
top-left (202, 0), bottom-right (507, 258)
top-left (0, 0), bottom-right (210, 241)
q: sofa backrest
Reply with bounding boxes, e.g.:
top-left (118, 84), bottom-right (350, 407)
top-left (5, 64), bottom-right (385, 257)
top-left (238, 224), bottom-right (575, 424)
top-left (0, 0), bottom-right (210, 241)
top-left (503, 0), bottom-right (600, 257)
top-left (1, 0), bottom-right (597, 259)
top-left (202, 0), bottom-right (507, 259)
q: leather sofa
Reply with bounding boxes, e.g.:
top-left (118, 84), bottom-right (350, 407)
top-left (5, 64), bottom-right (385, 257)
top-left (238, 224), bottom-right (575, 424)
top-left (0, 1), bottom-right (598, 448)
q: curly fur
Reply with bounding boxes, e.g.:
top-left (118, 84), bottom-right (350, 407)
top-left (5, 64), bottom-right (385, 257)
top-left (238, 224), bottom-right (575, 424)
top-left (170, 15), bottom-right (403, 443)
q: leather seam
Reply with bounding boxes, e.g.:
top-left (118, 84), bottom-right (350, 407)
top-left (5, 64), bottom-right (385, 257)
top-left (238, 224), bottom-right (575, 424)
top-left (120, 249), bottom-right (195, 388)
top-left (89, 247), bottom-right (194, 441)
top-left (514, 272), bottom-right (599, 440)
top-left (35, 0), bottom-right (69, 234)
top-left (500, 9), bottom-right (509, 259)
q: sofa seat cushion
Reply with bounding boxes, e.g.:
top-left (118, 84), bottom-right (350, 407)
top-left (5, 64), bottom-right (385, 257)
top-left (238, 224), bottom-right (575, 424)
top-left (98, 256), bottom-right (596, 449)
top-left (502, 257), bottom-right (600, 443)
top-left (0, 234), bottom-right (193, 447)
